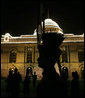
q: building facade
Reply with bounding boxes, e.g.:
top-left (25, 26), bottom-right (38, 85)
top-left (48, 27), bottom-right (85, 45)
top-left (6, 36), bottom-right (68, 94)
top-left (1, 18), bottom-right (84, 79)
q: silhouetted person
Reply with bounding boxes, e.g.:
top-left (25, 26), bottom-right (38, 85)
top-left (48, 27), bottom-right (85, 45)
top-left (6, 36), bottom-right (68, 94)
top-left (61, 67), bottom-right (68, 97)
top-left (32, 72), bottom-right (37, 88)
top-left (71, 71), bottom-right (80, 97)
top-left (12, 68), bottom-right (22, 96)
top-left (6, 69), bottom-right (13, 96)
top-left (23, 72), bottom-right (31, 96)
top-left (37, 33), bottom-right (65, 97)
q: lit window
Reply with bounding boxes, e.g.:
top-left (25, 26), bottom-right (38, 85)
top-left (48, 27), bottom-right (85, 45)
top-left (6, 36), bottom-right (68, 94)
top-left (62, 46), bottom-right (68, 63)
top-left (78, 49), bottom-right (84, 62)
top-left (27, 47), bottom-right (32, 63)
top-left (9, 49), bottom-right (17, 63)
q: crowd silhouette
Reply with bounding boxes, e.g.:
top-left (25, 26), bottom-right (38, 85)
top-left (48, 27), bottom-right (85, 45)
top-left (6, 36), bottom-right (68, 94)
top-left (6, 68), bottom-right (22, 96)
top-left (6, 67), bottom-right (37, 97)
top-left (5, 66), bottom-right (83, 97)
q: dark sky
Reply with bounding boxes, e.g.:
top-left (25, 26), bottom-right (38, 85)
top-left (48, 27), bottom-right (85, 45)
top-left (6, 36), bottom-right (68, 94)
top-left (1, 1), bottom-right (84, 36)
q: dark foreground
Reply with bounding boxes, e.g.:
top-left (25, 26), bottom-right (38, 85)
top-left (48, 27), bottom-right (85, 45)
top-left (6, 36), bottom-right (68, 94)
top-left (1, 78), bottom-right (84, 97)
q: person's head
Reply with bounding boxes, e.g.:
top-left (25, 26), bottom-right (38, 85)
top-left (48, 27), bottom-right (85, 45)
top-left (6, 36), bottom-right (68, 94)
top-left (34, 72), bottom-right (36, 75)
top-left (72, 71), bottom-right (79, 79)
top-left (14, 68), bottom-right (18, 73)
top-left (38, 33), bottom-right (64, 69)
top-left (9, 69), bottom-right (13, 75)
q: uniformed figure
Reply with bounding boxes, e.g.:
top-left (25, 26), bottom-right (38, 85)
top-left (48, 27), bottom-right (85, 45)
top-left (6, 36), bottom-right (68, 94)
top-left (37, 33), bottom-right (65, 97)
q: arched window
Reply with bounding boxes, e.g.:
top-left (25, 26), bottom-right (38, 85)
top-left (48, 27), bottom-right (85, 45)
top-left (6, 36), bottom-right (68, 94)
top-left (9, 49), bottom-right (17, 63)
top-left (26, 67), bottom-right (33, 76)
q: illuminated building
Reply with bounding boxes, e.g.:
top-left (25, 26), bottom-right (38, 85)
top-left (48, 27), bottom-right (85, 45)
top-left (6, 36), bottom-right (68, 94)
top-left (1, 18), bottom-right (84, 79)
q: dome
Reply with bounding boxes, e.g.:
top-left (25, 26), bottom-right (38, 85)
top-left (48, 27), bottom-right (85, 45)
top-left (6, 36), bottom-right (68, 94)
top-left (33, 18), bottom-right (63, 35)
top-left (43, 18), bottom-right (60, 29)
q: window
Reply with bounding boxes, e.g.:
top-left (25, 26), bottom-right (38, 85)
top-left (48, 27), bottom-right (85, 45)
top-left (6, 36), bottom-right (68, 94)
top-left (62, 46), bottom-right (68, 63)
top-left (27, 47), bottom-right (32, 63)
top-left (78, 49), bottom-right (84, 62)
top-left (9, 49), bottom-right (17, 63)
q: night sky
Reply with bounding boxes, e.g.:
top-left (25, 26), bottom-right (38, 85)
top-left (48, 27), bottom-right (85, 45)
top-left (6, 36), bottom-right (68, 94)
top-left (1, 1), bottom-right (84, 36)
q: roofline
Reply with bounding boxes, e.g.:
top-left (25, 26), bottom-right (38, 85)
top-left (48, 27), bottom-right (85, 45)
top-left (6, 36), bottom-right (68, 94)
top-left (1, 40), bottom-right (84, 44)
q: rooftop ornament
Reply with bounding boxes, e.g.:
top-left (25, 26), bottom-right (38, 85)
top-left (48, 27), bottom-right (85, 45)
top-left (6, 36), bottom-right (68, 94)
top-left (4, 33), bottom-right (12, 42)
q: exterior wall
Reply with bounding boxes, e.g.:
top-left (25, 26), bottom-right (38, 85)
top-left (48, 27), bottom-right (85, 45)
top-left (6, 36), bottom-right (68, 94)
top-left (1, 47), bottom-right (9, 77)
top-left (1, 43), bottom-right (84, 79)
top-left (70, 48), bottom-right (78, 63)
top-left (1, 44), bottom-right (41, 79)
top-left (34, 46), bottom-right (39, 63)
top-left (1, 37), bottom-right (84, 79)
